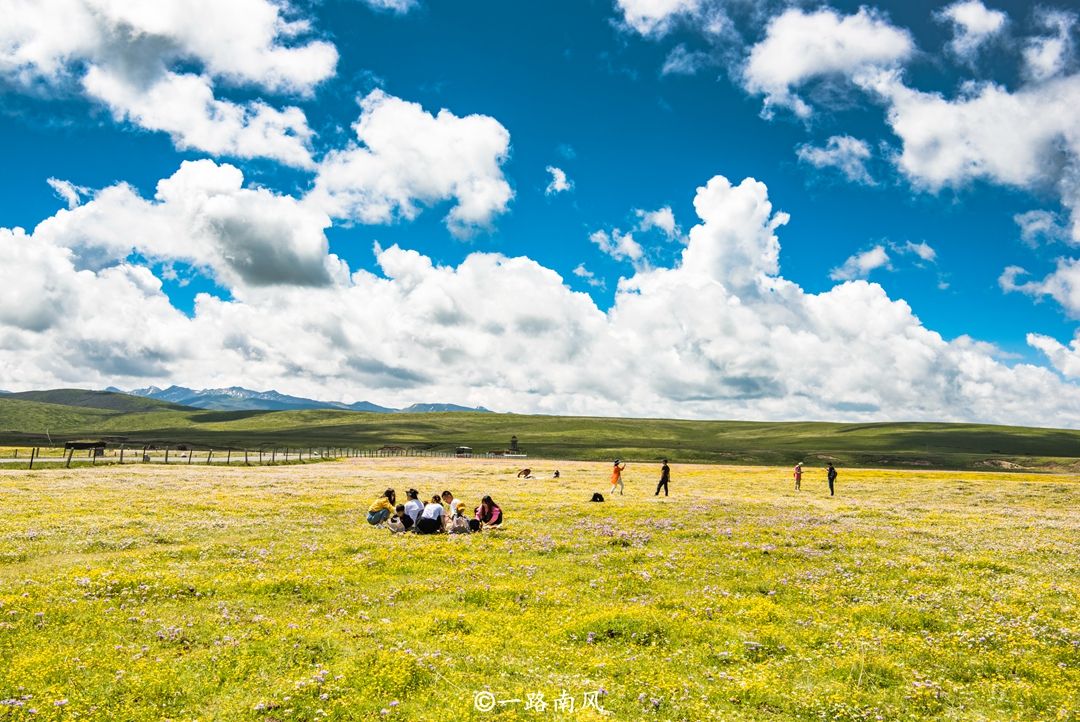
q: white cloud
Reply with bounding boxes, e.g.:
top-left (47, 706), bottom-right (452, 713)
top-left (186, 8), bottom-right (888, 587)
top-left (900, 240), bottom-right (937, 262)
top-left (861, 70), bottom-right (1080, 243)
top-left (635, 206), bottom-right (679, 239)
top-left (615, 0), bottom-right (701, 37)
top-left (4, 167), bottom-right (1080, 426)
top-left (743, 7), bottom-right (914, 118)
top-left (662, 45), bottom-right (712, 76)
top-left (308, 90), bottom-right (513, 237)
top-left (937, 0), bottom-right (1007, 60)
top-left (830, 245), bottom-right (891, 281)
top-left (545, 166), bottom-right (573, 196)
top-left (360, 0), bottom-right (418, 13)
top-left (796, 135), bottom-right (875, 184)
top-left (46, 178), bottom-right (90, 210)
top-left (1023, 9), bottom-right (1076, 82)
top-left (1014, 210), bottom-right (1069, 246)
top-left (0, 0), bottom-right (337, 166)
top-left (31, 160), bottom-right (342, 290)
top-left (573, 263), bottom-right (605, 288)
top-left (590, 229), bottom-right (644, 264)
top-left (1000, 260), bottom-right (1080, 318)
top-left (1027, 332), bottom-right (1080, 378)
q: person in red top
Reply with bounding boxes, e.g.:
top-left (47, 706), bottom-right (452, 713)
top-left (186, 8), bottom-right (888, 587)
top-left (793, 463), bottom-right (803, 491)
top-left (609, 459), bottom-right (626, 496)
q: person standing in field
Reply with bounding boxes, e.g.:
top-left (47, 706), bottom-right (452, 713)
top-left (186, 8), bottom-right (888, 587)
top-left (610, 459), bottom-right (626, 496)
top-left (826, 463), bottom-right (837, 496)
top-left (654, 459), bottom-right (670, 496)
top-left (367, 488), bottom-right (396, 526)
top-left (793, 463), bottom-right (802, 491)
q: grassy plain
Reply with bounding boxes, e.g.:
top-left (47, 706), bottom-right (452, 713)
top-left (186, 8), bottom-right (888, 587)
top-left (0, 459), bottom-right (1076, 721)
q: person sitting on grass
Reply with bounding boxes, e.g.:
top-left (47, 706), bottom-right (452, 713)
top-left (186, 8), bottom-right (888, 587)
top-left (475, 495), bottom-right (503, 528)
top-left (387, 513), bottom-right (406, 533)
top-left (393, 504), bottom-right (414, 532)
top-left (441, 490), bottom-right (461, 514)
top-left (416, 494), bottom-right (446, 534)
top-left (449, 502), bottom-right (472, 534)
top-left (367, 488), bottom-right (396, 526)
top-left (403, 488), bottom-right (425, 524)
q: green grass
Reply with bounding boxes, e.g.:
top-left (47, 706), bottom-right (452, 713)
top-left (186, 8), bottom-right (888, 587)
top-left (0, 459), bottom-right (1075, 721)
top-left (1, 394), bottom-right (1080, 471)
top-left (2, 389), bottom-right (188, 413)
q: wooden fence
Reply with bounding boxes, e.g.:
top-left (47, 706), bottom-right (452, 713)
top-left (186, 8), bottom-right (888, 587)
top-left (1, 445), bottom-right (527, 470)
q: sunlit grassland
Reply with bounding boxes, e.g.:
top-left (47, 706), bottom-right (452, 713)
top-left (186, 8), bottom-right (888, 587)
top-left (0, 459), bottom-right (1076, 721)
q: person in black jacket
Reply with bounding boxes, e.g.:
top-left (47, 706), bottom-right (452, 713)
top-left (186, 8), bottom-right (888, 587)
top-left (655, 459), bottom-right (671, 496)
top-left (826, 463), bottom-right (837, 496)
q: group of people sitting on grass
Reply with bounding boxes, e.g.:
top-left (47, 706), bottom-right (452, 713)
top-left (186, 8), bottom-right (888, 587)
top-left (366, 488), bottom-right (503, 534)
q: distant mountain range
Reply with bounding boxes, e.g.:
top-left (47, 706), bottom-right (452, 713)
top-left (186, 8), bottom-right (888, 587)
top-left (115, 385), bottom-right (492, 413)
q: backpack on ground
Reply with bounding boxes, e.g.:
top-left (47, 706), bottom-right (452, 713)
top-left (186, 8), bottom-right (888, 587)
top-left (590, 492), bottom-right (605, 503)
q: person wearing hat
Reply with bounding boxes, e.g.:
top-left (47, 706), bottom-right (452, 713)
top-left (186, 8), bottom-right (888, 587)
top-left (449, 501), bottom-right (471, 534)
top-left (403, 488), bottom-right (425, 524)
top-left (654, 459), bottom-right (671, 496)
top-left (793, 463), bottom-right (803, 491)
top-left (609, 459), bottom-right (626, 496)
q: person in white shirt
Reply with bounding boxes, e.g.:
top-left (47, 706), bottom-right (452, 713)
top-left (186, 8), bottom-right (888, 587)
top-left (416, 495), bottom-right (446, 534)
top-left (403, 488), bottom-right (425, 524)
top-left (441, 490), bottom-right (460, 516)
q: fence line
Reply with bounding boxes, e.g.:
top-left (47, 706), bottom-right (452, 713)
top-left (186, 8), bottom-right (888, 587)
top-left (1, 444), bottom-right (528, 470)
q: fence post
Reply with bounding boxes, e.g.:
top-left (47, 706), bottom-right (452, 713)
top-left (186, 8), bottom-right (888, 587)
top-left (28, 447), bottom-right (36, 470)
top-left (65, 447), bottom-right (73, 468)
top-left (119, 445), bottom-right (125, 465)
top-left (271, 449), bottom-right (276, 464)
top-left (165, 446), bottom-right (170, 464)
top-left (187, 449), bottom-right (193, 465)
top-left (259, 450), bottom-right (263, 465)
top-left (245, 450), bottom-right (249, 465)
top-left (226, 449), bottom-right (231, 465)
top-left (206, 450), bottom-right (213, 465)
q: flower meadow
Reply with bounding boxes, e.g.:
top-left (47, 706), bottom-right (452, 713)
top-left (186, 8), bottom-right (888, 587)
top-left (0, 458), bottom-right (1076, 721)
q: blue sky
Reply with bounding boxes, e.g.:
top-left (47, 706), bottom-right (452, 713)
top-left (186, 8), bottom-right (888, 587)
top-left (2, 0), bottom-right (1080, 425)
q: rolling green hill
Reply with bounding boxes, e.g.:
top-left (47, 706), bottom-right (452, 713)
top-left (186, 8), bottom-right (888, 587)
top-left (5, 389), bottom-right (190, 412)
top-left (0, 391), bottom-right (1078, 470)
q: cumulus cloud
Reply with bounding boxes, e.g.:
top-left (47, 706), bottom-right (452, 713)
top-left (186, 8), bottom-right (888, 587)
top-left (4, 167), bottom-right (1080, 425)
top-left (615, 0), bottom-right (701, 37)
top-left (590, 229), bottom-right (644, 264)
top-left (830, 245), bottom-right (891, 281)
top-left (545, 166), bottom-right (573, 195)
top-left (1027, 332), bottom-right (1080, 378)
top-left (937, 0), bottom-right (1008, 60)
top-left (0, 0), bottom-right (337, 166)
top-left (743, 7), bottom-right (914, 117)
top-left (635, 206), bottom-right (680, 239)
top-left (796, 135), bottom-right (875, 184)
top-left (1000, 260), bottom-right (1080, 318)
top-left (860, 69), bottom-right (1080, 242)
top-left (30, 160), bottom-right (342, 290)
top-left (1023, 9), bottom-right (1076, 82)
top-left (307, 90), bottom-right (513, 237)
